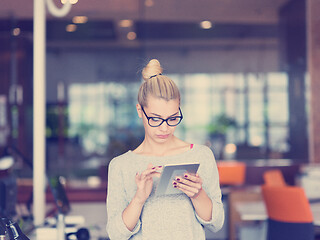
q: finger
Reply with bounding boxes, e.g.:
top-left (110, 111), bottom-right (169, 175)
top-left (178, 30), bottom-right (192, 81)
top-left (173, 182), bottom-right (197, 197)
top-left (183, 173), bottom-right (202, 184)
top-left (149, 172), bottom-right (161, 178)
top-left (136, 173), bottom-right (153, 185)
top-left (135, 172), bottom-right (141, 183)
top-left (142, 164), bottom-right (162, 176)
top-left (147, 163), bottom-right (154, 169)
top-left (173, 181), bottom-right (200, 194)
top-left (152, 165), bottom-right (163, 173)
top-left (140, 163), bottom-right (154, 178)
top-left (136, 172), bottom-right (148, 181)
top-left (175, 177), bottom-right (202, 189)
top-left (140, 166), bottom-right (163, 180)
top-left (179, 188), bottom-right (195, 198)
top-left (148, 163), bottom-right (163, 171)
top-left (141, 168), bottom-right (160, 178)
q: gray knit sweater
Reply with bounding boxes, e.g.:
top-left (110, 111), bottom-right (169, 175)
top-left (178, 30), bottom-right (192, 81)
top-left (106, 144), bottom-right (224, 240)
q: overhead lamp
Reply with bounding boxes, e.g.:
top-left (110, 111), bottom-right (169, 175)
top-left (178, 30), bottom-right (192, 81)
top-left (224, 143), bottom-right (237, 154)
top-left (61, 0), bottom-right (78, 4)
top-left (127, 31), bottom-right (137, 40)
top-left (145, 0), bottom-right (154, 7)
top-left (66, 24), bottom-right (77, 32)
top-left (200, 20), bottom-right (213, 29)
top-left (72, 16), bottom-right (88, 24)
top-left (119, 19), bottom-right (133, 28)
top-left (12, 28), bottom-right (21, 36)
top-left (87, 176), bottom-right (101, 188)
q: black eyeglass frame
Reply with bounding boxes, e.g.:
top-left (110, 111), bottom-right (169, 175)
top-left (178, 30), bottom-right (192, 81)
top-left (141, 106), bottom-right (183, 127)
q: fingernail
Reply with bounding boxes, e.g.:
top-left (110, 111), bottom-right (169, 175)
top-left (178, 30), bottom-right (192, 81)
top-left (184, 174), bottom-right (188, 178)
top-left (152, 167), bottom-right (155, 169)
top-left (158, 166), bottom-right (163, 168)
top-left (173, 181), bottom-right (177, 185)
top-left (176, 178), bottom-right (180, 181)
top-left (173, 185), bottom-right (177, 188)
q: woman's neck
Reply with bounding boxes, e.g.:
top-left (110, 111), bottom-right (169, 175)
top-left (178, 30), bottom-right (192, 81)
top-left (134, 136), bottom-right (190, 157)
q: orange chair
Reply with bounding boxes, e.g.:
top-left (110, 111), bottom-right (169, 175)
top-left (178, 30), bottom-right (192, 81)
top-left (217, 161), bottom-right (246, 186)
top-left (261, 185), bottom-right (314, 240)
top-left (263, 169), bottom-right (286, 186)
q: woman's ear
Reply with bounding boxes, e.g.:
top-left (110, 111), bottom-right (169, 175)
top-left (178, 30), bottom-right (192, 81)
top-left (136, 104), bottom-right (142, 118)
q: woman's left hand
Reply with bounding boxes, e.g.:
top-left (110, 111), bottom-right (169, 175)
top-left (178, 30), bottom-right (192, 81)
top-left (173, 173), bottom-right (203, 199)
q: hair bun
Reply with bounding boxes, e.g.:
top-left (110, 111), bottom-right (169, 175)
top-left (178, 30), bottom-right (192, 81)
top-left (142, 59), bottom-right (163, 81)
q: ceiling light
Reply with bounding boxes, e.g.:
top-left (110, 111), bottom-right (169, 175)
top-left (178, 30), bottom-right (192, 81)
top-left (224, 143), bottom-right (237, 154)
top-left (12, 28), bottom-right (21, 36)
top-left (145, 0), bottom-right (154, 7)
top-left (72, 16), bottom-right (88, 24)
top-left (87, 176), bottom-right (101, 188)
top-left (119, 19), bottom-right (133, 28)
top-left (127, 31), bottom-right (137, 40)
top-left (61, 0), bottom-right (78, 4)
top-left (66, 24), bottom-right (77, 32)
top-left (200, 21), bottom-right (212, 29)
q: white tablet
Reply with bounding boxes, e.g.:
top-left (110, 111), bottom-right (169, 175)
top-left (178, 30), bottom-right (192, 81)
top-left (155, 162), bottom-right (200, 196)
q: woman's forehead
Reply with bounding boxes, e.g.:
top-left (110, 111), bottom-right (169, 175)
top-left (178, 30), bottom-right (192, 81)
top-left (145, 97), bottom-right (180, 115)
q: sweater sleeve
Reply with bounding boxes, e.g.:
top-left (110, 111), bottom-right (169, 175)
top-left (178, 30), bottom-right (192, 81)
top-left (195, 146), bottom-right (225, 233)
top-left (106, 158), bottom-right (141, 239)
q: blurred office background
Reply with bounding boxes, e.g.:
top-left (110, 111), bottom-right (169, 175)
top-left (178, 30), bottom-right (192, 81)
top-left (1, 0), bottom-right (320, 239)
top-left (0, 0), bottom-right (310, 179)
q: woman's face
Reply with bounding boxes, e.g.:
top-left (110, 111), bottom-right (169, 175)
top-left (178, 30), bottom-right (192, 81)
top-left (137, 96), bottom-right (181, 143)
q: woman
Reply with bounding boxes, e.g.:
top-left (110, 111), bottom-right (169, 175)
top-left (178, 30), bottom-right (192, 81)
top-left (106, 59), bottom-right (224, 239)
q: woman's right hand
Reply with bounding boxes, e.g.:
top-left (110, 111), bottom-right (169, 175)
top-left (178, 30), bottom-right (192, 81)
top-left (134, 163), bottom-right (162, 204)
top-left (122, 164), bottom-right (162, 231)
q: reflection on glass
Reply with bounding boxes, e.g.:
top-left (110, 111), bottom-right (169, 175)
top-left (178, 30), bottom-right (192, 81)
top-left (61, 72), bottom-right (290, 177)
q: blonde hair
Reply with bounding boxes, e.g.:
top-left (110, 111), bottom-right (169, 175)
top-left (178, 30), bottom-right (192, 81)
top-left (138, 59), bottom-right (180, 107)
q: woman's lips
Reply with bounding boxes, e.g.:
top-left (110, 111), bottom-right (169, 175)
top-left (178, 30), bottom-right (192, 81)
top-left (157, 134), bottom-right (169, 139)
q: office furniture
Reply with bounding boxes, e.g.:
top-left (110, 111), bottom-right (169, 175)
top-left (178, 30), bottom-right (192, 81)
top-left (228, 187), bottom-right (262, 240)
top-left (244, 159), bottom-right (300, 185)
top-left (263, 169), bottom-right (286, 186)
top-left (262, 185), bottom-right (314, 240)
top-left (217, 161), bottom-right (246, 186)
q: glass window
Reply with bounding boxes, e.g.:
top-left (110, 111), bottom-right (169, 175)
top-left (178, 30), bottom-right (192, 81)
top-left (59, 71), bottom-right (292, 177)
top-left (269, 126), bottom-right (289, 153)
top-left (249, 126), bottom-right (265, 147)
top-left (268, 91), bottom-right (288, 123)
top-left (248, 92), bottom-right (264, 123)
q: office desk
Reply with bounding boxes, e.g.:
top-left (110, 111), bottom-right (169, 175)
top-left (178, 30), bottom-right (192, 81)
top-left (235, 200), bottom-right (320, 226)
top-left (227, 186), bottom-right (263, 240)
top-left (25, 202), bottom-right (108, 240)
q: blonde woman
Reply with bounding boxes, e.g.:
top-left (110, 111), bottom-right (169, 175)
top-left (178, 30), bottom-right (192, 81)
top-left (106, 59), bottom-right (224, 239)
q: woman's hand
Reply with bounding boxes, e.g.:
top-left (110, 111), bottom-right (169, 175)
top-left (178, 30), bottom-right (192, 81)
top-left (134, 163), bottom-right (162, 204)
top-left (122, 164), bottom-right (162, 231)
top-left (173, 173), bottom-right (203, 199)
top-left (173, 173), bottom-right (213, 221)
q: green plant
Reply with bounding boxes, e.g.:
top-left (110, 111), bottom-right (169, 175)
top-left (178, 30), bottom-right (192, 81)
top-left (208, 113), bottom-right (236, 136)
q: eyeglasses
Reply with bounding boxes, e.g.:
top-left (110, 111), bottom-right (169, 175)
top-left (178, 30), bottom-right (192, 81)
top-left (141, 106), bottom-right (183, 127)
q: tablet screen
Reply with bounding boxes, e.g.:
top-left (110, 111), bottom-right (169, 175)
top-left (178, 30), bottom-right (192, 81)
top-left (155, 163), bottom-right (200, 196)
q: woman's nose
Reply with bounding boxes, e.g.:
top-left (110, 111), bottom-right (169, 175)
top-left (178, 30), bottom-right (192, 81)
top-left (159, 121), bottom-right (169, 131)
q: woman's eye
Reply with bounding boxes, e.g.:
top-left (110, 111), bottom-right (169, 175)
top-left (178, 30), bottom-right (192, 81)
top-left (150, 118), bottom-right (161, 122)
